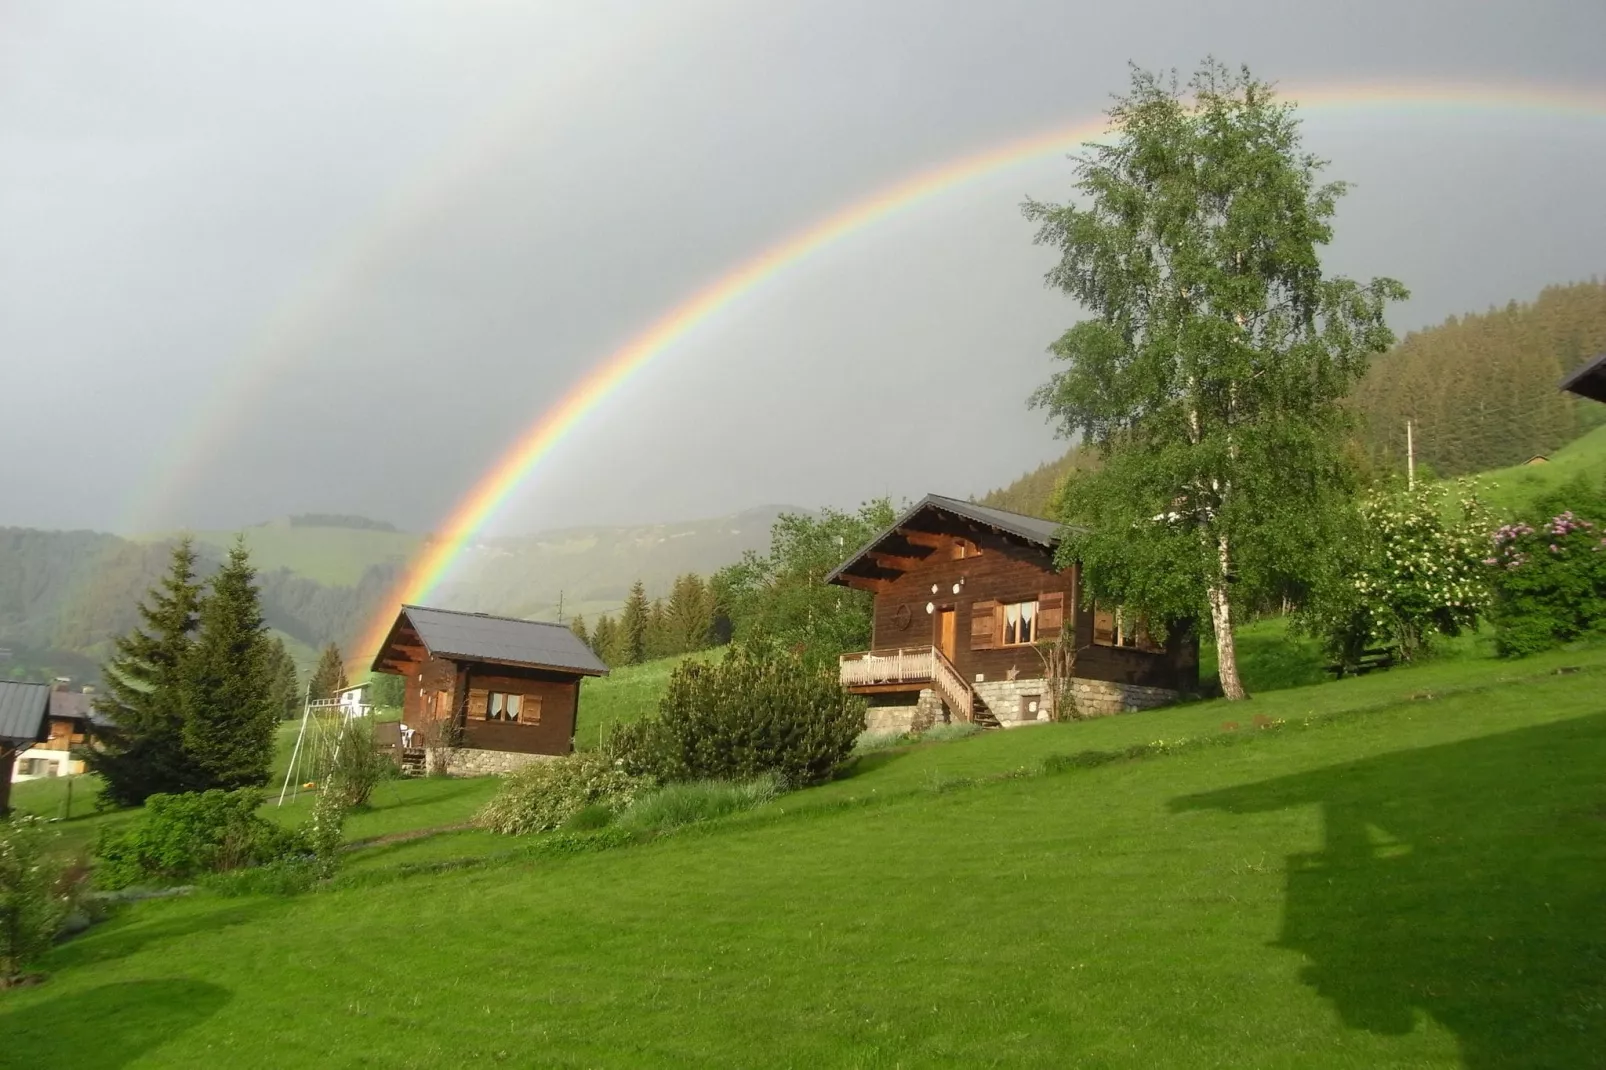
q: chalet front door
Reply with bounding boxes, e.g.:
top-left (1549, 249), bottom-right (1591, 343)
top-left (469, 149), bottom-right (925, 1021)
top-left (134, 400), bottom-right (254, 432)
top-left (936, 607), bottom-right (957, 661)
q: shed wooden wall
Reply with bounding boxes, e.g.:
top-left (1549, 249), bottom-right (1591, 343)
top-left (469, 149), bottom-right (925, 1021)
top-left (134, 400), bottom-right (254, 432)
top-left (868, 535), bottom-right (1197, 691)
top-left (460, 664), bottom-right (579, 756)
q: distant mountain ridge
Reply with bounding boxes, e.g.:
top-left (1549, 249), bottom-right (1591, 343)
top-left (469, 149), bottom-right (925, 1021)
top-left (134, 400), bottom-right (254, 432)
top-left (0, 505), bottom-right (797, 683)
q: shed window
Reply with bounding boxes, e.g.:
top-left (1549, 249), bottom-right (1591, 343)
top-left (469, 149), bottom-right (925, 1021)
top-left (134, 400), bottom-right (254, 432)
top-left (486, 692), bottom-right (523, 722)
top-left (1000, 600), bottom-right (1037, 646)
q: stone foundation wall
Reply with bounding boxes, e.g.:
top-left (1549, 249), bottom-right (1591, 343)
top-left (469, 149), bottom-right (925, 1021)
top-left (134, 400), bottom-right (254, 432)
top-left (429, 747), bottom-right (558, 777)
top-left (1066, 678), bottom-right (1180, 718)
top-left (863, 689), bottom-right (947, 735)
top-left (972, 679), bottom-right (1054, 726)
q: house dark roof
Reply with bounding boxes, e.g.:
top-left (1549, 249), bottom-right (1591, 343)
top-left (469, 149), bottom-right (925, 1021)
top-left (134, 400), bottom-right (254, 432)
top-left (0, 681), bottom-right (52, 744)
top-left (825, 494), bottom-right (1066, 590)
top-left (1561, 351), bottom-right (1606, 404)
top-left (49, 690), bottom-right (113, 729)
top-left (377, 605), bottom-right (609, 677)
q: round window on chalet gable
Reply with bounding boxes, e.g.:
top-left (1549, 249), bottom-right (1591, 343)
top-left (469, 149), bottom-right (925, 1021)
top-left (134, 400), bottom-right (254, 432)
top-left (892, 603), bottom-right (913, 630)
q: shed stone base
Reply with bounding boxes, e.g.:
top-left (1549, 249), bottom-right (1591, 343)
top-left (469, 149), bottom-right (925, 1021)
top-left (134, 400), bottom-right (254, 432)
top-left (427, 748), bottom-right (558, 777)
top-left (863, 688), bottom-right (947, 735)
top-left (1066, 678), bottom-right (1180, 718)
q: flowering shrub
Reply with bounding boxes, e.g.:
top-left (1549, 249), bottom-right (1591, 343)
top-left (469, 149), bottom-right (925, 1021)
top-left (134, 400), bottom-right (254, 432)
top-left (476, 753), bottom-right (649, 836)
top-left (1487, 510), bottom-right (1606, 657)
top-left (1299, 481), bottom-right (1491, 666)
top-left (0, 815), bottom-right (72, 983)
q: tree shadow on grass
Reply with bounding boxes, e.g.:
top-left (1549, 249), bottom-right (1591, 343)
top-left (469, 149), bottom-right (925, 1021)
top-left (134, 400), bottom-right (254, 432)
top-left (1172, 711), bottom-right (1606, 1070)
top-left (50, 898), bottom-right (285, 972)
top-left (0, 979), bottom-right (230, 1068)
top-left (833, 749), bottom-right (913, 782)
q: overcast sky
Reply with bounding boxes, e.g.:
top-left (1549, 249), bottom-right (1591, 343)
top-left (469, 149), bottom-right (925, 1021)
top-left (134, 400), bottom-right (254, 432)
top-left (3, 0), bottom-right (1604, 536)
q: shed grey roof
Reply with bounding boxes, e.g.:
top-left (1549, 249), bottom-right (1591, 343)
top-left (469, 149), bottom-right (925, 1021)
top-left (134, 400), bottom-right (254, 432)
top-left (825, 493), bottom-right (1066, 587)
top-left (385, 605), bottom-right (608, 677)
top-left (0, 681), bottom-right (52, 744)
top-left (1560, 351), bottom-right (1606, 404)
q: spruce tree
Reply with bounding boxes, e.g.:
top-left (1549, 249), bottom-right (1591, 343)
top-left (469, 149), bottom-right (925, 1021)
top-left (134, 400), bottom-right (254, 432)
top-left (569, 614), bottom-right (590, 648)
top-left (666, 573), bottom-right (713, 653)
top-left (619, 581), bottom-right (650, 666)
top-left (87, 538), bottom-right (203, 806)
top-left (263, 636), bottom-right (303, 720)
top-left (590, 613), bottom-right (621, 667)
top-left (309, 641), bottom-right (347, 701)
top-left (180, 538), bottom-right (276, 790)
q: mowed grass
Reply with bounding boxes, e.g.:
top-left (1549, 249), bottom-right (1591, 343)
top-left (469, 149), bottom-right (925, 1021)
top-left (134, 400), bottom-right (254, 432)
top-left (3, 642), bottom-right (1603, 1067)
top-left (1467, 421), bottom-right (1606, 520)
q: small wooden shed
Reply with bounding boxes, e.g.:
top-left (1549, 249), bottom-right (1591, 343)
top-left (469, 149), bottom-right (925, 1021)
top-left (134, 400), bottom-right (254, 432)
top-left (370, 605), bottom-right (608, 775)
top-left (0, 681), bottom-right (52, 815)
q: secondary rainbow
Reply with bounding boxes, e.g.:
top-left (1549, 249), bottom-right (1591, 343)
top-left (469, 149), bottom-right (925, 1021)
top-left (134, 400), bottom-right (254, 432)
top-left (354, 79), bottom-right (1606, 659)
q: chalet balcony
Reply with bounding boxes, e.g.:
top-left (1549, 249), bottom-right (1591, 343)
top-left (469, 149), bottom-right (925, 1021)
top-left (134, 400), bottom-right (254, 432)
top-left (839, 646), bottom-right (974, 722)
top-left (839, 647), bottom-right (937, 688)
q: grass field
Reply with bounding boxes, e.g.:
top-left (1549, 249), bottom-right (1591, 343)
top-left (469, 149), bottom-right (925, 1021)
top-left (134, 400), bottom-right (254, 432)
top-left (3, 636), bottom-right (1602, 1068)
top-left (1469, 422), bottom-right (1606, 520)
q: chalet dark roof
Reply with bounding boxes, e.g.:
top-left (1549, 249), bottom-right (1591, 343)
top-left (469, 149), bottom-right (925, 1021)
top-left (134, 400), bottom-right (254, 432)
top-left (376, 605), bottom-right (608, 677)
top-left (48, 690), bottom-right (112, 728)
top-left (0, 681), bottom-right (51, 744)
top-left (1560, 351), bottom-right (1606, 404)
top-left (825, 494), bottom-right (1066, 589)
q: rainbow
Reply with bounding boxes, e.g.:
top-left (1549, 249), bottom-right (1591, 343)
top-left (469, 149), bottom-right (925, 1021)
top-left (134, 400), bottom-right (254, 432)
top-left (332, 78), bottom-right (1606, 661)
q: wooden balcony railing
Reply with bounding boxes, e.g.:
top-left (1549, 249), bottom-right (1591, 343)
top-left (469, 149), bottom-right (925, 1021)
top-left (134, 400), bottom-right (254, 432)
top-left (839, 646), bottom-right (975, 723)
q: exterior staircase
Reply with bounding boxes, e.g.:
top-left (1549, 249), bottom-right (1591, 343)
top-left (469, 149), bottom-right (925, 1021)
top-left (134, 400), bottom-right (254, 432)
top-left (839, 645), bottom-right (1003, 730)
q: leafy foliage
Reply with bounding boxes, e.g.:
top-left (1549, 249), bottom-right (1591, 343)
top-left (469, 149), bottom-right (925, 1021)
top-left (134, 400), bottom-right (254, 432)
top-left (367, 671), bottom-right (404, 709)
top-left (475, 753), bottom-right (649, 836)
top-left (87, 539), bottom-right (204, 805)
top-left (1487, 510), bottom-right (1606, 657)
top-left (1025, 61), bottom-right (1405, 698)
top-left (93, 789), bottom-right (304, 890)
top-left (617, 776), bottom-right (779, 833)
top-left (611, 645), bottom-right (864, 788)
top-left (1298, 482), bottom-right (1492, 665)
top-left (714, 501), bottom-right (896, 663)
top-left (0, 815), bottom-right (71, 982)
top-left (179, 539), bottom-right (277, 790)
top-left (319, 716), bottom-right (391, 809)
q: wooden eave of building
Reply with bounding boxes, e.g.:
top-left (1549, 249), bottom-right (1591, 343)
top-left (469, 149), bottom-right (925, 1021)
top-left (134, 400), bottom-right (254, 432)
top-left (1560, 351), bottom-right (1606, 404)
top-left (826, 494), bottom-right (1068, 592)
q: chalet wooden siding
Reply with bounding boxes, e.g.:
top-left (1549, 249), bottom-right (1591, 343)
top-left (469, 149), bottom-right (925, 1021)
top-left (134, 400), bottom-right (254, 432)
top-left (866, 532), bottom-right (1196, 692)
top-left (460, 665), bottom-right (579, 756)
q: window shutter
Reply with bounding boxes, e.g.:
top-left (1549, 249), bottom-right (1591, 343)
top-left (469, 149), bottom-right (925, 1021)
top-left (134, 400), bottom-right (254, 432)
top-left (525, 694), bottom-right (543, 725)
top-left (970, 600), bottom-right (998, 650)
top-left (1093, 605), bottom-right (1116, 646)
top-left (467, 688), bottom-right (489, 720)
top-left (1038, 592), bottom-right (1065, 639)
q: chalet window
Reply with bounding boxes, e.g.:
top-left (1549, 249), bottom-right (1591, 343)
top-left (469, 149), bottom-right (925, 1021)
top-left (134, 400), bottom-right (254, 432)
top-left (1092, 604), bottom-right (1162, 652)
top-left (1000, 600), bottom-right (1037, 646)
top-left (486, 692), bottom-right (523, 722)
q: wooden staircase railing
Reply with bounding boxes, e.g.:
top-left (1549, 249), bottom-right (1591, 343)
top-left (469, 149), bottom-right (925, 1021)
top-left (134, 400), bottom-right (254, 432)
top-left (930, 647), bottom-right (975, 724)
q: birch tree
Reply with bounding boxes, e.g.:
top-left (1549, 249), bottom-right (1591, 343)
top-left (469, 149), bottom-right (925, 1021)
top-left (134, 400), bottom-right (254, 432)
top-left (1024, 61), bottom-right (1405, 699)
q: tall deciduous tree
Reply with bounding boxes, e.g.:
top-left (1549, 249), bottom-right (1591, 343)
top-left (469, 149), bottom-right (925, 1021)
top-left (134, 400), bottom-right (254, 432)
top-left (618, 581), bottom-right (651, 666)
top-left (1024, 61), bottom-right (1405, 699)
top-left (180, 538), bottom-right (276, 789)
top-left (87, 538), bottom-right (203, 806)
top-left (308, 642), bottom-right (347, 701)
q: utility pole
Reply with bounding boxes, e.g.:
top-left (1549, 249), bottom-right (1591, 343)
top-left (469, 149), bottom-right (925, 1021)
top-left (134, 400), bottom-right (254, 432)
top-left (1406, 418), bottom-right (1416, 490)
top-left (556, 590), bottom-right (564, 625)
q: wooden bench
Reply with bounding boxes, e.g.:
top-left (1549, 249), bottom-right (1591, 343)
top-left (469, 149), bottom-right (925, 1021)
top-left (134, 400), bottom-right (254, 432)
top-left (1326, 647), bottom-right (1396, 679)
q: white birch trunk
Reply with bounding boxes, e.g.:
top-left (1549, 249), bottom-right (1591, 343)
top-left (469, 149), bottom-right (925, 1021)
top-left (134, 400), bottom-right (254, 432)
top-left (1206, 530), bottom-right (1247, 700)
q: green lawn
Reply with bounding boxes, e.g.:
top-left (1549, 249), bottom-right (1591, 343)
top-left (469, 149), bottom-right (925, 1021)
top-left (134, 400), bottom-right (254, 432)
top-left (3, 640), bottom-right (1602, 1067)
top-left (573, 651), bottom-right (713, 751)
top-left (1469, 421), bottom-right (1606, 520)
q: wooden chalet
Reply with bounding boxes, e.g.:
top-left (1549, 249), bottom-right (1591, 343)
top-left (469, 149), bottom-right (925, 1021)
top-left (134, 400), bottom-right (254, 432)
top-left (1560, 351), bottom-right (1606, 404)
top-left (826, 495), bottom-right (1199, 731)
top-left (371, 605), bottom-right (608, 775)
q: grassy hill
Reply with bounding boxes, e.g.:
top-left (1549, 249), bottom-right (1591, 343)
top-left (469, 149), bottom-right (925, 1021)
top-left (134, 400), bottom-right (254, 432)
top-left (4, 639), bottom-right (1603, 1066)
top-left (1468, 422), bottom-right (1606, 520)
top-left (149, 525), bottom-right (421, 588)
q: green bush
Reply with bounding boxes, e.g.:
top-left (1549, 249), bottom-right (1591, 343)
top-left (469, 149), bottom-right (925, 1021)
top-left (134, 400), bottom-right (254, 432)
top-left (919, 722), bottom-right (982, 744)
top-left (1488, 511), bottom-right (1606, 656)
top-left (618, 776), bottom-right (779, 833)
top-left (0, 815), bottom-right (72, 983)
top-left (475, 754), bottom-right (648, 836)
top-left (320, 716), bottom-right (392, 809)
top-left (617, 644), bottom-right (864, 787)
top-left (94, 789), bottom-right (304, 890)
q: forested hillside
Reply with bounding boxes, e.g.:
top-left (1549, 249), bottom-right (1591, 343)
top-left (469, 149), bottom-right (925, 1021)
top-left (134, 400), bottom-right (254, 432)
top-left (983, 280), bottom-right (1606, 517)
top-left (1353, 279), bottom-right (1606, 475)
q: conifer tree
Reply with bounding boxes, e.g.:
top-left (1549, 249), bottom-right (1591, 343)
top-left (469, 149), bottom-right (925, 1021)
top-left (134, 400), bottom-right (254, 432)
top-left (590, 613), bottom-right (621, 667)
top-left (645, 597), bottom-right (671, 660)
top-left (263, 636), bottom-right (302, 720)
top-left (87, 538), bottom-right (203, 806)
top-left (619, 581), bottom-right (650, 666)
top-left (665, 572), bottom-right (714, 654)
top-left (569, 613), bottom-right (590, 648)
top-left (309, 641), bottom-right (347, 701)
top-left (179, 538), bottom-right (276, 789)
